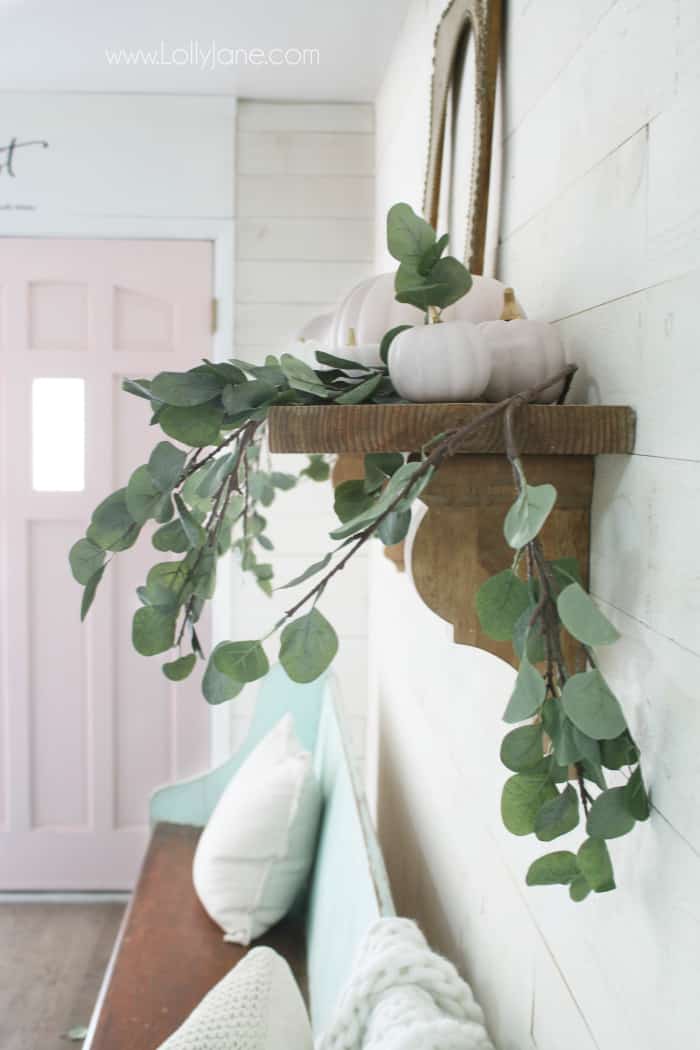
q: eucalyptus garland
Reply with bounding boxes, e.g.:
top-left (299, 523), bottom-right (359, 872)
top-left (70, 203), bottom-right (647, 900)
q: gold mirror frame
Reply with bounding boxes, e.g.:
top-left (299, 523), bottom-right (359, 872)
top-left (423, 0), bottom-right (502, 274)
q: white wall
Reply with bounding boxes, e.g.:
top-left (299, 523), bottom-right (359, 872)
top-left (227, 100), bottom-right (374, 764)
top-left (370, 3), bottom-right (700, 1049)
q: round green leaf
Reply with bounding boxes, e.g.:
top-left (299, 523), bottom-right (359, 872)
top-left (504, 655), bottom-right (546, 723)
top-left (159, 403), bottom-right (224, 447)
top-left (279, 608), bottom-right (338, 684)
top-left (152, 519), bottom-right (189, 553)
top-left (162, 653), bottom-right (197, 681)
top-left (586, 787), bottom-right (636, 839)
top-left (151, 368), bottom-right (223, 407)
top-left (386, 202), bottom-right (436, 263)
top-left (132, 606), bottom-right (176, 656)
top-left (501, 773), bottom-right (558, 836)
top-left (213, 640), bottom-right (269, 683)
top-left (203, 647), bottom-right (244, 705)
top-left (561, 670), bottom-right (627, 740)
top-left (569, 875), bottom-right (591, 902)
top-left (535, 784), bottom-right (580, 842)
top-left (87, 488), bottom-right (139, 552)
top-left (504, 483), bottom-right (557, 550)
top-left (600, 730), bottom-right (639, 770)
top-left (557, 583), bottom-right (620, 646)
top-left (475, 569), bottom-right (530, 642)
top-left (69, 538), bottom-right (105, 585)
top-left (577, 837), bottom-right (616, 892)
top-left (624, 766), bottom-right (650, 821)
top-left (334, 480), bottom-right (376, 523)
top-left (526, 851), bottom-right (579, 886)
top-left (126, 465), bottom-right (164, 525)
top-left (149, 441), bottom-right (186, 492)
top-left (377, 509), bottom-right (411, 546)
top-left (500, 725), bottom-right (545, 772)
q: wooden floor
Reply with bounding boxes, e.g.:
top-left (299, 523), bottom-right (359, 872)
top-left (0, 901), bottom-right (125, 1050)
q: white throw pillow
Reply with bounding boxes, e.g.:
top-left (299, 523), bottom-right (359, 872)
top-left (193, 714), bottom-right (322, 945)
top-left (157, 946), bottom-right (313, 1049)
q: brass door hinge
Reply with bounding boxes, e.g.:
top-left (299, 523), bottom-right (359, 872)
top-left (211, 298), bottom-right (218, 333)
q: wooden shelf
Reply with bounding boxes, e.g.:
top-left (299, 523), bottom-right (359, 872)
top-left (268, 402), bottom-right (635, 456)
top-left (268, 401), bottom-right (636, 662)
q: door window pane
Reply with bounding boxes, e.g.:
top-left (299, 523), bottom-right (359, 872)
top-left (32, 378), bottom-right (85, 492)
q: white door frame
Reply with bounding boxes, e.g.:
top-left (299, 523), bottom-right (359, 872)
top-left (0, 214), bottom-right (236, 768)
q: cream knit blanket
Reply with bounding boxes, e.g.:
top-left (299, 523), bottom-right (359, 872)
top-left (316, 918), bottom-right (496, 1050)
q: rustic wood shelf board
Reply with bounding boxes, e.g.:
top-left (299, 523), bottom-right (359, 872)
top-left (268, 403), bottom-right (635, 456)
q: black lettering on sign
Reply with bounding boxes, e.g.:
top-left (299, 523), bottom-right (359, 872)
top-left (0, 138), bottom-right (49, 177)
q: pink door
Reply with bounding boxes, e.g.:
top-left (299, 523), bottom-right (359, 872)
top-left (0, 239), bottom-right (213, 889)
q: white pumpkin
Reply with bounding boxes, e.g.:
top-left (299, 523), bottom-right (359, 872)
top-left (388, 321), bottom-right (491, 403)
top-left (331, 273), bottom-right (423, 349)
top-left (442, 275), bottom-right (527, 325)
top-left (479, 290), bottom-right (565, 403)
top-left (298, 312), bottom-right (332, 344)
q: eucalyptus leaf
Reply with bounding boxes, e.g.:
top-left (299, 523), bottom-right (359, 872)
top-left (624, 766), bottom-right (650, 821)
top-left (577, 837), bottom-right (615, 892)
top-left (504, 482), bottom-right (557, 549)
top-left (535, 784), bottom-right (580, 842)
top-left (148, 441), bottom-right (186, 492)
top-left (476, 569), bottom-right (530, 642)
top-left (280, 354), bottom-right (330, 399)
top-left (600, 730), bottom-right (639, 770)
top-left (278, 553), bottom-right (333, 590)
top-left (504, 655), bottom-right (546, 723)
top-left (302, 454), bottom-right (330, 482)
top-left (334, 480), bottom-right (377, 524)
top-left (132, 606), bottom-right (176, 656)
top-left (222, 379), bottom-right (276, 416)
top-left (152, 518), bottom-right (189, 553)
top-left (377, 509), bottom-right (411, 546)
top-left (203, 646), bottom-right (244, 705)
top-left (314, 350), bottom-right (372, 371)
top-left (561, 670), bottom-right (627, 740)
top-left (87, 489), bottom-right (139, 552)
top-left (151, 367), bottom-right (223, 407)
top-left (586, 787), bottom-right (636, 839)
top-left (569, 876), bottom-right (591, 902)
top-left (428, 255), bottom-right (473, 308)
top-left (500, 724), bottom-right (545, 772)
top-left (69, 538), bottom-right (105, 585)
top-left (80, 566), bottom-right (105, 621)
top-left (126, 465), bottom-right (164, 525)
top-left (270, 471), bottom-right (297, 491)
top-left (501, 773), bottom-right (558, 836)
top-left (418, 232), bottom-right (449, 274)
top-left (557, 583), bottom-right (620, 645)
top-left (526, 851), bottom-right (580, 886)
top-left (174, 495), bottom-right (206, 548)
top-left (335, 372), bottom-right (383, 405)
top-left (279, 608), bottom-right (338, 684)
top-left (213, 640), bottom-right (269, 683)
top-left (159, 403), bottom-right (224, 447)
top-left (387, 202), bottom-right (436, 263)
top-left (162, 653), bottom-right (197, 681)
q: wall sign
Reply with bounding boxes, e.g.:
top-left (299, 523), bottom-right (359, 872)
top-left (0, 137), bottom-right (49, 178)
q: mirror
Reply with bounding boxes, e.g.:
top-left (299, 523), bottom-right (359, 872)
top-left (424, 0), bottom-right (502, 274)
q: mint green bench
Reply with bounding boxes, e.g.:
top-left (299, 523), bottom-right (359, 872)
top-left (86, 667), bottom-right (394, 1049)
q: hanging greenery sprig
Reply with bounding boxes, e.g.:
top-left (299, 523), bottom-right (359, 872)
top-left (70, 202), bottom-right (647, 901)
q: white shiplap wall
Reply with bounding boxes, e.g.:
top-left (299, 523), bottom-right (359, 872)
top-left (227, 101), bottom-right (374, 763)
top-left (368, 2), bottom-right (700, 1049)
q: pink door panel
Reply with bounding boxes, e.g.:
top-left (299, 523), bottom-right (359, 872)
top-left (0, 239), bottom-right (213, 889)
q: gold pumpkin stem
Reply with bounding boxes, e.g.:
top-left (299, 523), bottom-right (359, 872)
top-left (347, 327), bottom-right (357, 346)
top-left (501, 287), bottom-right (523, 322)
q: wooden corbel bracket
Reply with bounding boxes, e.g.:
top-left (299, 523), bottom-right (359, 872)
top-left (269, 403), bottom-right (635, 665)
